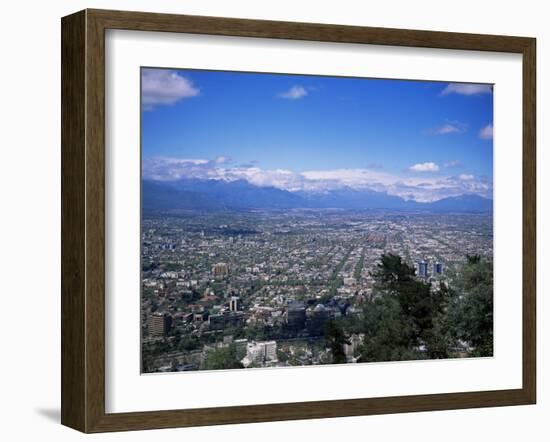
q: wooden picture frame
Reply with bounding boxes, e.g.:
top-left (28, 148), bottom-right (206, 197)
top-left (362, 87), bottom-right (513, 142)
top-left (61, 8), bottom-right (536, 433)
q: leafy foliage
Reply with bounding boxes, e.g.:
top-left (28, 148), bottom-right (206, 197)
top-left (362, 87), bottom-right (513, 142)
top-left (202, 345), bottom-right (244, 370)
top-left (448, 256), bottom-right (493, 356)
top-left (354, 253), bottom-right (493, 362)
top-left (325, 320), bottom-right (350, 364)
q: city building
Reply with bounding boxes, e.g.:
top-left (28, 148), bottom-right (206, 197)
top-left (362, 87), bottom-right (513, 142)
top-left (343, 277), bottom-right (357, 286)
top-left (234, 338), bottom-right (248, 359)
top-left (208, 311), bottom-right (246, 330)
top-left (148, 312), bottom-right (172, 337)
top-left (141, 207), bottom-right (492, 372)
top-left (416, 261), bottom-right (428, 279)
top-left (193, 311), bottom-right (208, 323)
top-left (308, 303), bottom-right (330, 335)
top-left (212, 262), bottom-right (229, 279)
top-left (242, 340), bottom-right (277, 366)
top-left (229, 296), bottom-right (239, 312)
top-left (287, 301), bottom-right (306, 330)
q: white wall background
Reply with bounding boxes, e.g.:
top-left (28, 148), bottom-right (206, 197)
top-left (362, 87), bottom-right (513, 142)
top-left (0, 0), bottom-right (547, 439)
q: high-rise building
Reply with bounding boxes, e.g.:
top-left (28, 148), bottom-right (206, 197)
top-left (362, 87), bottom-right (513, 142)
top-left (308, 303), bottom-right (330, 335)
top-left (229, 296), bottom-right (239, 312)
top-left (212, 262), bottom-right (229, 279)
top-left (433, 262), bottom-right (443, 275)
top-left (287, 301), bottom-right (306, 330)
top-left (148, 312), bottom-right (172, 337)
top-left (416, 261), bottom-right (428, 279)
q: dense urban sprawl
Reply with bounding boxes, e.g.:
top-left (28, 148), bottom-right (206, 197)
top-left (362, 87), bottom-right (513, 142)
top-left (141, 209), bottom-right (493, 372)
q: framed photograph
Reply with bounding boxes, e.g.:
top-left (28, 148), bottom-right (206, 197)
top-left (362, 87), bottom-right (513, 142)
top-left (61, 9), bottom-right (536, 433)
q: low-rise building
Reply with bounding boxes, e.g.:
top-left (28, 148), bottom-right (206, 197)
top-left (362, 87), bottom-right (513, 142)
top-left (242, 340), bottom-right (277, 367)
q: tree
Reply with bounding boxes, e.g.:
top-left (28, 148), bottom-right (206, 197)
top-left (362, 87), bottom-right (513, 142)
top-left (178, 335), bottom-right (201, 352)
top-left (360, 293), bottom-right (421, 362)
top-left (170, 357), bottom-right (179, 370)
top-left (353, 253), bottom-right (493, 362)
top-left (325, 320), bottom-right (350, 364)
top-left (371, 254), bottom-right (442, 348)
top-left (202, 345), bottom-right (244, 370)
top-left (277, 348), bottom-right (289, 362)
top-left (371, 254), bottom-right (416, 293)
top-left (449, 257), bottom-right (493, 356)
top-left (424, 281), bottom-right (453, 359)
top-left (359, 254), bottom-right (452, 361)
top-left (245, 323), bottom-right (267, 341)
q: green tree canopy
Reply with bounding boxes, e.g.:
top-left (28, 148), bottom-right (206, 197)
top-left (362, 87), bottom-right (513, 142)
top-left (448, 256), bottom-right (493, 356)
top-left (358, 253), bottom-right (493, 361)
top-left (202, 345), bottom-right (244, 370)
top-left (325, 320), bottom-right (350, 364)
top-left (359, 254), bottom-right (453, 361)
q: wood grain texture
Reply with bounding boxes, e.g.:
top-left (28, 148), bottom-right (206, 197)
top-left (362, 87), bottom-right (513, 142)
top-left (522, 38), bottom-right (536, 404)
top-left (61, 8), bottom-right (537, 433)
top-left (89, 8), bottom-right (532, 52)
top-left (61, 10), bottom-right (86, 432)
top-left (85, 9), bottom-right (107, 433)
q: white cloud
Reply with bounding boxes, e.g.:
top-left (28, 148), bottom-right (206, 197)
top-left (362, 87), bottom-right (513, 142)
top-left (278, 85), bottom-right (308, 100)
top-left (441, 83), bottom-right (493, 96)
top-left (387, 175), bottom-right (491, 202)
top-left (142, 69), bottom-right (199, 109)
top-left (300, 168), bottom-right (398, 192)
top-left (436, 124), bottom-right (461, 134)
top-left (479, 124), bottom-right (494, 140)
top-left (408, 162), bottom-right (440, 172)
top-left (143, 157), bottom-right (492, 202)
top-left (226, 167), bottom-right (305, 191)
top-left (429, 121), bottom-right (467, 135)
top-left (143, 157), bottom-right (211, 181)
top-left (214, 156), bottom-right (232, 164)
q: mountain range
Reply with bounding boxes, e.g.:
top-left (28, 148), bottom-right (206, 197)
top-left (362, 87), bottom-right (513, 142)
top-left (142, 179), bottom-right (493, 213)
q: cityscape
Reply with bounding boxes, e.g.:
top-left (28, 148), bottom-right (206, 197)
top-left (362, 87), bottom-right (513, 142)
top-left (140, 68), bottom-right (494, 373)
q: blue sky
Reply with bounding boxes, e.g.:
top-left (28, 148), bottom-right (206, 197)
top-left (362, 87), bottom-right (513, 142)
top-left (141, 67), bottom-right (493, 202)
